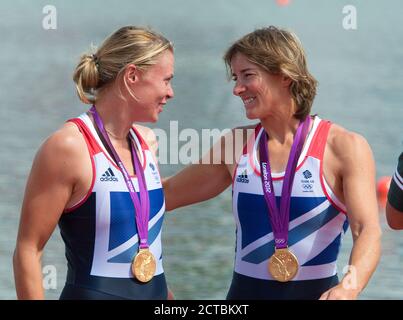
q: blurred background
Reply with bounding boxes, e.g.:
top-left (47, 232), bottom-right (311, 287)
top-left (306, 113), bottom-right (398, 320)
top-left (0, 0), bottom-right (402, 299)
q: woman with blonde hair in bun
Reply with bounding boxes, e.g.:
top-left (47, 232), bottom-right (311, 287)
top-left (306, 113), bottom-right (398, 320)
top-left (14, 26), bottom-right (174, 300)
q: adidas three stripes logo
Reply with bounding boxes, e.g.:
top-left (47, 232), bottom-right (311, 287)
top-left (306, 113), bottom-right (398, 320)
top-left (100, 168), bottom-right (118, 182)
top-left (236, 170), bottom-right (249, 183)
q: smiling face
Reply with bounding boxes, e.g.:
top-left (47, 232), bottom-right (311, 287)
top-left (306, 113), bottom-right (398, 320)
top-left (230, 52), bottom-right (292, 120)
top-left (125, 50), bottom-right (174, 123)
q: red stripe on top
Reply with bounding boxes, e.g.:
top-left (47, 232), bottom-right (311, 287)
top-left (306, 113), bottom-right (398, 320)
top-left (64, 118), bottom-right (97, 213)
top-left (68, 118), bottom-right (147, 172)
top-left (241, 123), bottom-right (261, 155)
top-left (319, 156), bottom-right (347, 215)
top-left (67, 118), bottom-right (102, 155)
top-left (304, 120), bottom-right (347, 214)
top-left (307, 120), bottom-right (332, 160)
top-left (247, 124), bottom-right (261, 177)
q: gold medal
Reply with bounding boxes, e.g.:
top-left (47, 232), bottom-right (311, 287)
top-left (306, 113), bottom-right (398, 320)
top-left (132, 248), bottom-right (156, 283)
top-left (268, 248), bottom-right (299, 282)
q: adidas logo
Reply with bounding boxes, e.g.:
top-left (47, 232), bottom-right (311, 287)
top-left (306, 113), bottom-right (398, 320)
top-left (303, 170), bottom-right (312, 179)
top-left (100, 168), bottom-right (118, 182)
top-left (149, 163), bottom-right (155, 171)
top-left (236, 170), bottom-right (249, 183)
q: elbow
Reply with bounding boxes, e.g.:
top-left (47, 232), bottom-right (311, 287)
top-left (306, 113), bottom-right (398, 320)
top-left (386, 218), bottom-right (403, 230)
top-left (370, 225), bottom-right (382, 241)
top-left (164, 197), bottom-right (179, 212)
top-left (351, 223), bottom-right (382, 243)
top-left (13, 247), bottom-right (22, 269)
top-left (388, 224), bottom-right (403, 231)
top-left (12, 246), bottom-right (27, 275)
top-left (12, 250), bottom-right (17, 270)
top-left (385, 203), bottom-right (403, 230)
top-left (165, 202), bottom-right (173, 212)
top-left (163, 189), bottom-right (173, 212)
top-left (13, 243), bottom-right (42, 268)
top-left (13, 247), bottom-right (22, 284)
top-left (163, 194), bottom-right (175, 212)
top-left (162, 180), bottom-right (178, 212)
top-left (162, 179), bottom-right (172, 212)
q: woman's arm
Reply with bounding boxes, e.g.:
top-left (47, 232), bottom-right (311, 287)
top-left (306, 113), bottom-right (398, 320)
top-left (13, 127), bottom-right (84, 299)
top-left (162, 127), bottom-right (251, 211)
top-left (385, 153), bottom-right (403, 230)
top-left (163, 136), bottom-right (232, 211)
top-left (320, 130), bottom-right (382, 300)
top-left (163, 162), bottom-right (232, 211)
top-left (386, 202), bottom-right (403, 230)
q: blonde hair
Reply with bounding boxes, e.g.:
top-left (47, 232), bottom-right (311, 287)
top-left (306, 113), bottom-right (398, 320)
top-left (224, 26), bottom-right (317, 120)
top-left (73, 26), bottom-right (173, 104)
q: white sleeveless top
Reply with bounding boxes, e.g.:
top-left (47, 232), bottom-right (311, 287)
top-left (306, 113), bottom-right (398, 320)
top-left (64, 113), bottom-right (165, 279)
top-left (232, 116), bottom-right (348, 281)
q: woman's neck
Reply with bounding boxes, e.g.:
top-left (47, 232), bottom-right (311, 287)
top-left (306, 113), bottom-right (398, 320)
top-left (260, 106), bottom-right (300, 145)
top-left (92, 93), bottom-right (133, 140)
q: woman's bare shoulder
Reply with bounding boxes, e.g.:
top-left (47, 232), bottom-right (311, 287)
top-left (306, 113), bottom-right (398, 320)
top-left (35, 122), bottom-right (88, 171)
top-left (327, 123), bottom-right (373, 165)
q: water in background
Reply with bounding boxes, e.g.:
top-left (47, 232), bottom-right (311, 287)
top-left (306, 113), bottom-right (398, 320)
top-left (0, 0), bottom-right (402, 299)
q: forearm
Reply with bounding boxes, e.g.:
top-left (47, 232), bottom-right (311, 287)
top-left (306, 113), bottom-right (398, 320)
top-left (321, 131), bottom-right (382, 300)
top-left (342, 225), bottom-right (382, 295)
top-left (13, 247), bottom-right (45, 299)
top-left (163, 171), bottom-right (199, 211)
top-left (164, 164), bottom-right (231, 211)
